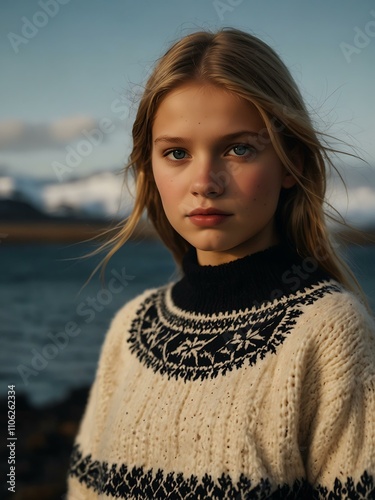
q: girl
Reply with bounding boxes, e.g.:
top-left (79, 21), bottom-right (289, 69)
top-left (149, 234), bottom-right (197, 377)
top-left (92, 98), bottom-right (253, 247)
top-left (67, 28), bottom-right (375, 499)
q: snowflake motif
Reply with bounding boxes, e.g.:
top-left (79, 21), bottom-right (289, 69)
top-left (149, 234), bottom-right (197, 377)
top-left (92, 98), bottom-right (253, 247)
top-left (229, 329), bottom-right (266, 352)
top-left (127, 282), bottom-right (341, 381)
top-left (174, 336), bottom-right (215, 366)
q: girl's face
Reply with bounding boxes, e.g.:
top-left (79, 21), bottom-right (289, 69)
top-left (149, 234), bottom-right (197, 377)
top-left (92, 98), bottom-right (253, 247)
top-left (151, 82), bottom-right (295, 266)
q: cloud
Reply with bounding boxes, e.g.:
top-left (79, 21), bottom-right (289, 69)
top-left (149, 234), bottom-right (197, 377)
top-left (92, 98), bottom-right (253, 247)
top-left (0, 116), bottom-right (107, 152)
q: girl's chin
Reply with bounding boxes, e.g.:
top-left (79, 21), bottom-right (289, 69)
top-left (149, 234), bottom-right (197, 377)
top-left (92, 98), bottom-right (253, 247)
top-left (183, 239), bottom-right (232, 253)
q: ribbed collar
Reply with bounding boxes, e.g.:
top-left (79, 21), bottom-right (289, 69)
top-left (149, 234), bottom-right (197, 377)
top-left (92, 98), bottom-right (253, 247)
top-left (171, 244), bottom-right (331, 314)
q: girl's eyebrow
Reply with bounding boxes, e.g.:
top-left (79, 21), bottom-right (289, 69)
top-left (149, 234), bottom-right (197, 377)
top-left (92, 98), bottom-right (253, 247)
top-left (153, 130), bottom-right (266, 145)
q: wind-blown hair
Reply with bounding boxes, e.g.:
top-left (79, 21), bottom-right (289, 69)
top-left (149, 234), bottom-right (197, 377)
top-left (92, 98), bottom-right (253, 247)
top-left (89, 28), bottom-right (364, 299)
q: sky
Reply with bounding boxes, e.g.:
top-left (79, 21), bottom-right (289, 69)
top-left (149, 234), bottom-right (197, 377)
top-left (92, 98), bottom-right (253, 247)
top-left (0, 0), bottom-right (374, 182)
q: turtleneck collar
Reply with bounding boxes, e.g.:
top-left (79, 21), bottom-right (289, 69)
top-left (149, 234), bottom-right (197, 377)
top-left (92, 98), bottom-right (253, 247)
top-left (171, 244), bottom-right (331, 314)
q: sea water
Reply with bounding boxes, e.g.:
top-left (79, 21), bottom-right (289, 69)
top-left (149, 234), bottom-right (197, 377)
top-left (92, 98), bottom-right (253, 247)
top-left (1, 240), bottom-right (374, 407)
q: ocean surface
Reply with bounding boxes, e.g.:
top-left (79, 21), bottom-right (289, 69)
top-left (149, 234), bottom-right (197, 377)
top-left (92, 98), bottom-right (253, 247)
top-left (1, 240), bottom-right (374, 408)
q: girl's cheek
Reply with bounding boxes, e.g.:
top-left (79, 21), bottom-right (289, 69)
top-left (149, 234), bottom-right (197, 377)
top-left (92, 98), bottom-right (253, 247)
top-left (235, 169), bottom-right (267, 197)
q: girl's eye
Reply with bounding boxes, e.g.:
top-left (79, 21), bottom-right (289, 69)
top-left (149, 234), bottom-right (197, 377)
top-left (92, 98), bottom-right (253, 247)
top-left (228, 144), bottom-right (257, 158)
top-left (165, 149), bottom-right (187, 160)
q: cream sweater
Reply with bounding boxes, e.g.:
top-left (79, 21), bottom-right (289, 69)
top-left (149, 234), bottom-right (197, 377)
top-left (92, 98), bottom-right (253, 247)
top-left (67, 245), bottom-right (375, 499)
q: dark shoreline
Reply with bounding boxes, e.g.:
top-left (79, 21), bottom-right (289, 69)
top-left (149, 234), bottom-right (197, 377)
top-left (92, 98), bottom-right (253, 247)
top-left (0, 219), bottom-right (374, 245)
top-left (1, 386), bottom-right (89, 500)
top-left (0, 218), bottom-right (158, 244)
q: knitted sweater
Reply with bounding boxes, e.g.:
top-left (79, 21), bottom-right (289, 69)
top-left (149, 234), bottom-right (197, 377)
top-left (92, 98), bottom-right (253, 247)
top-left (67, 245), bottom-right (375, 499)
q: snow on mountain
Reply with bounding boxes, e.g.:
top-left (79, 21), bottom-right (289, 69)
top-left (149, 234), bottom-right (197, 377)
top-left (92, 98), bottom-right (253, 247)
top-left (0, 176), bottom-right (14, 198)
top-left (0, 169), bottom-right (135, 220)
top-left (326, 164), bottom-right (375, 227)
top-left (328, 185), bottom-right (375, 227)
top-left (42, 171), bottom-right (134, 219)
top-left (0, 174), bottom-right (49, 210)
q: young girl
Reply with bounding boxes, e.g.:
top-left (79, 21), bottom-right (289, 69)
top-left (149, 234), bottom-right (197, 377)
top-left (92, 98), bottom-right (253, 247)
top-left (67, 28), bottom-right (375, 499)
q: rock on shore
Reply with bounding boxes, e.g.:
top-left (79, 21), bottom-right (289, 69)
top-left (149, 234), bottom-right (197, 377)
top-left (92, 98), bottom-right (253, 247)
top-left (0, 386), bottom-right (89, 500)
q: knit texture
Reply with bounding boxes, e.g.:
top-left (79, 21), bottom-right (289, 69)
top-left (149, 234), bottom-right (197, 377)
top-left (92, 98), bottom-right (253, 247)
top-left (67, 245), bottom-right (375, 499)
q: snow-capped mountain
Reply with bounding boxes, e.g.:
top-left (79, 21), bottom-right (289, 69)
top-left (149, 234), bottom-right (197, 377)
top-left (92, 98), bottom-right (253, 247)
top-left (0, 169), bottom-right (135, 220)
top-left (42, 170), bottom-right (134, 219)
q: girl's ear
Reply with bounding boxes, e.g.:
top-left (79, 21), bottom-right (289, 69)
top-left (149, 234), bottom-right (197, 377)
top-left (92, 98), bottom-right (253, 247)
top-left (281, 147), bottom-right (303, 189)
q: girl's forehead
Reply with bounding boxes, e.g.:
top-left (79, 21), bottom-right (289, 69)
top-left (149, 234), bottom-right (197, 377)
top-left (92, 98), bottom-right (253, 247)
top-left (161, 81), bottom-right (242, 102)
top-left (153, 82), bottom-right (265, 132)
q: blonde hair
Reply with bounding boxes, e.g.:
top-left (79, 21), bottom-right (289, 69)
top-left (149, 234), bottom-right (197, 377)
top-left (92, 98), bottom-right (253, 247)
top-left (87, 27), bottom-right (365, 299)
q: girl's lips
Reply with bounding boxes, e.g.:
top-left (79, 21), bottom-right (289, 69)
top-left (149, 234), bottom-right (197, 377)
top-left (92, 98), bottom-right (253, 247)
top-left (188, 207), bottom-right (231, 216)
top-left (188, 214), bottom-right (232, 227)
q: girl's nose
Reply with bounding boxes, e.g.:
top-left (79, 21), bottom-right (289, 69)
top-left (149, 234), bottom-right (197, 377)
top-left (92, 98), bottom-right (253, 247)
top-left (190, 159), bottom-right (227, 198)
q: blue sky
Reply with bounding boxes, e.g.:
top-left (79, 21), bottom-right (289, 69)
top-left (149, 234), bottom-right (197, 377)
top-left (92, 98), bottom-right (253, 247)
top-left (0, 0), bottom-right (374, 180)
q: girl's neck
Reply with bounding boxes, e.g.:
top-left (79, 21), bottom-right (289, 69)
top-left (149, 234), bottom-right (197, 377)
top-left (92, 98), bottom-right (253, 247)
top-left (171, 243), bottom-right (331, 314)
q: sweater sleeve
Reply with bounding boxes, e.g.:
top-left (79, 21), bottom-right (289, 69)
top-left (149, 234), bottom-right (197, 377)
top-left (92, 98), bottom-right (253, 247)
top-left (65, 288), bottom-right (156, 500)
top-left (299, 291), bottom-right (375, 498)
